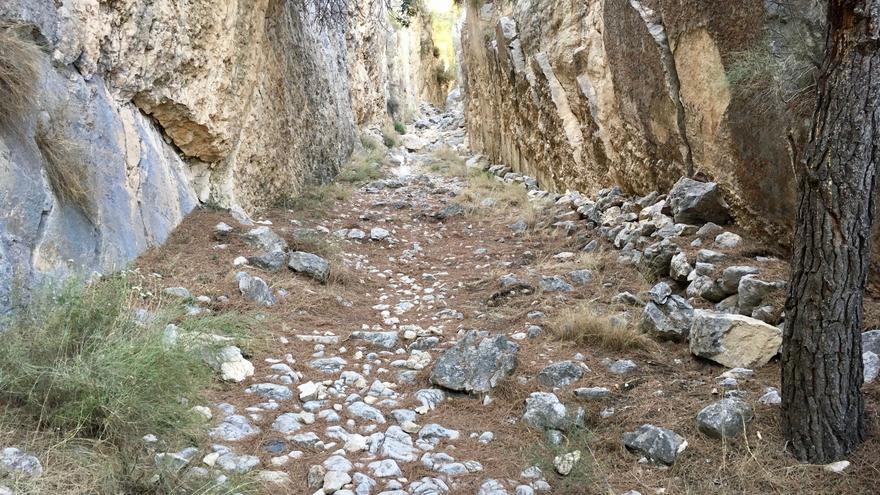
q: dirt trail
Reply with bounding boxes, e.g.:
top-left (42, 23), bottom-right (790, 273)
top-left (137, 105), bottom-right (880, 495)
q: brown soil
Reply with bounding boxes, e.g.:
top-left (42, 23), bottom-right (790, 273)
top-left (135, 164), bottom-right (880, 495)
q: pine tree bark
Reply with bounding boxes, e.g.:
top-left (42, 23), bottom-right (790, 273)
top-left (781, 0), bottom-right (880, 463)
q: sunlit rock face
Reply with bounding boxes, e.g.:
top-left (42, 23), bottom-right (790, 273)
top-left (0, 0), bottom-right (444, 316)
top-left (458, 0), bottom-right (824, 255)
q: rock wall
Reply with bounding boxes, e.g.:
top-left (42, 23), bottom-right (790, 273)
top-left (459, 0), bottom-right (823, 251)
top-left (0, 0), bottom-right (443, 318)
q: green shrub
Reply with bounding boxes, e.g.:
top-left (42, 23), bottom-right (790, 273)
top-left (725, 5), bottom-right (824, 119)
top-left (394, 121), bottom-right (406, 135)
top-left (0, 276), bottom-right (212, 444)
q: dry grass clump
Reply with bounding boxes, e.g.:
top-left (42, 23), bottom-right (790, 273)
top-left (35, 113), bottom-right (93, 215)
top-left (536, 251), bottom-right (610, 275)
top-left (327, 261), bottom-right (359, 287)
top-left (427, 145), bottom-right (467, 177)
top-left (459, 171), bottom-right (541, 226)
top-left (381, 124), bottom-right (399, 148)
top-left (336, 146), bottom-right (387, 184)
top-left (290, 231), bottom-right (342, 259)
top-left (0, 22), bottom-right (43, 118)
top-left (548, 302), bottom-right (655, 353)
top-left (726, 18), bottom-right (823, 119)
top-left (359, 132), bottom-right (382, 151)
top-left (276, 182), bottom-right (351, 217)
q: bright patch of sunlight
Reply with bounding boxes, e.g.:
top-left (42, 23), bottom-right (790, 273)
top-left (425, 0), bottom-right (454, 13)
top-left (428, 0), bottom-right (458, 72)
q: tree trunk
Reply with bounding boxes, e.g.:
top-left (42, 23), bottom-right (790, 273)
top-left (781, 0), bottom-right (880, 463)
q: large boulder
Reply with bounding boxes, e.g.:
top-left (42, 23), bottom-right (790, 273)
top-left (622, 425), bottom-right (687, 466)
top-left (205, 346), bottom-right (255, 383)
top-left (247, 249), bottom-right (288, 272)
top-left (351, 331), bottom-right (399, 349)
top-left (0, 448), bottom-right (43, 478)
top-left (690, 311), bottom-right (782, 368)
top-left (720, 266), bottom-right (760, 293)
top-left (865, 351), bottom-right (879, 384)
top-left (696, 398), bottom-right (754, 439)
top-left (669, 252), bottom-right (692, 282)
top-left (667, 178), bottom-right (732, 225)
top-left (400, 134), bottom-right (426, 151)
top-left (686, 275), bottom-right (731, 303)
top-left (430, 331), bottom-right (519, 393)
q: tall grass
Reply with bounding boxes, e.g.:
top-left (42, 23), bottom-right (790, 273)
top-left (35, 107), bottom-right (93, 216)
top-left (0, 276), bottom-right (211, 443)
top-left (0, 22), bottom-right (43, 118)
top-left (0, 275), bottom-right (258, 493)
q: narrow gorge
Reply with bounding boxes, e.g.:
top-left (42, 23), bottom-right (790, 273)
top-left (0, 1), bottom-right (878, 495)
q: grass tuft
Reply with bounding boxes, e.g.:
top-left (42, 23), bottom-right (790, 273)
top-left (0, 274), bottom-right (260, 493)
top-left (35, 108), bottom-right (93, 216)
top-left (547, 302), bottom-right (656, 353)
top-left (459, 171), bottom-right (542, 227)
top-left (290, 230), bottom-right (342, 259)
top-left (0, 22), bottom-right (43, 118)
top-left (434, 65), bottom-right (455, 86)
top-left (359, 132), bottom-right (382, 151)
top-left (427, 146), bottom-right (467, 177)
top-left (394, 121), bottom-right (406, 135)
top-left (336, 147), bottom-right (386, 184)
top-left (381, 124), bottom-right (399, 148)
top-left (275, 182), bottom-right (351, 217)
top-left (0, 275), bottom-right (211, 443)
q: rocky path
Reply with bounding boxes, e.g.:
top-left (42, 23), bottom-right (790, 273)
top-left (130, 104), bottom-right (880, 495)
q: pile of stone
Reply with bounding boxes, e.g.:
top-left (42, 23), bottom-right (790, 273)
top-left (220, 224), bottom-right (334, 285)
top-left (471, 166), bottom-right (788, 370)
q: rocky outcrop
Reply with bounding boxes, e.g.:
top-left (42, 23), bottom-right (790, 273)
top-left (458, 0), bottom-right (822, 253)
top-left (0, 0), bottom-right (445, 318)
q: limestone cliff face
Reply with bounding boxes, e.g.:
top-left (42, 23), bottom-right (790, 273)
top-left (0, 0), bottom-right (442, 317)
top-left (460, 0), bottom-right (820, 249)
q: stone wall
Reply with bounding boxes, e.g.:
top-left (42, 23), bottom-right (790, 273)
top-left (459, 0), bottom-right (823, 252)
top-left (0, 0), bottom-right (443, 318)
